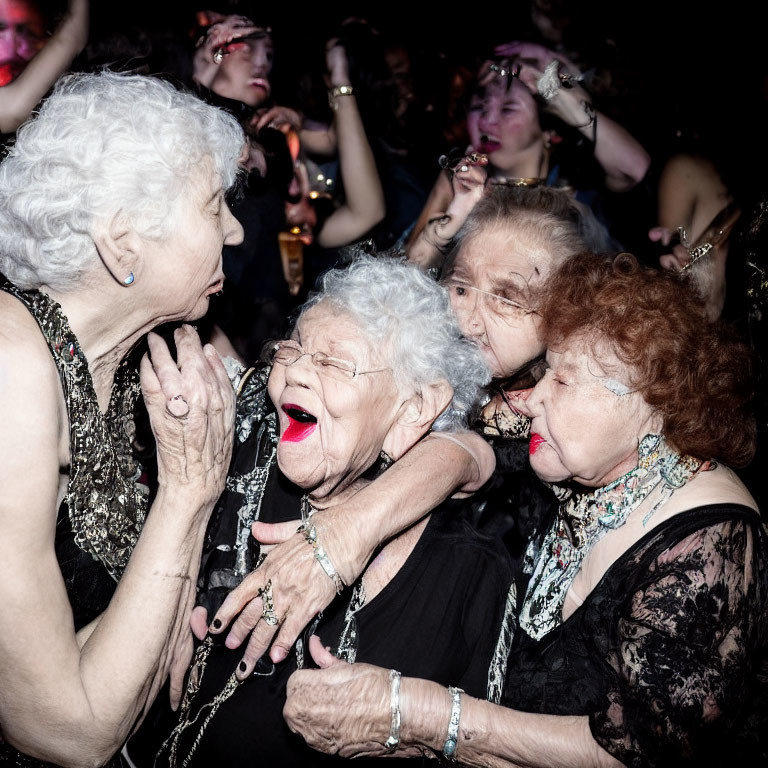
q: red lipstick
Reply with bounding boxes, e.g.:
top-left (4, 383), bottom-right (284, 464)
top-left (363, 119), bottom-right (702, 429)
top-left (281, 403), bottom-right (317, 443)
top-left (529, 433), bottom-right (546, 455)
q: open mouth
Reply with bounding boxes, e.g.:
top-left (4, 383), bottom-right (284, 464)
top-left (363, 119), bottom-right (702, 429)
top-left (281, 403), bottom-right (318, 443)
top-left (479, 134), bottom-right (502, 153)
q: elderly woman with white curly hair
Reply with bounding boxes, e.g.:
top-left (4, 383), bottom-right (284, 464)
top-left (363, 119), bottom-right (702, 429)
top-left (0, 70), bottom-right (248, 767)
top-left (124, 256), bottom-right (512, 768)
top-left (0, 70), bottom-right (494, 767)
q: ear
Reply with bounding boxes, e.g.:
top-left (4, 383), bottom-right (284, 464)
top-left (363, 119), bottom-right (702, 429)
top-left (92, 212), bottom-right (142, 287)
top-left (382, 379), bottom-right (454, 460)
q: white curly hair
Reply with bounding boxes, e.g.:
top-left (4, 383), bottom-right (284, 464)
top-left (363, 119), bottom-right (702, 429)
top-left (0, 71), bottom-right (245, 291)
top-left (301, 256), bottom-right (490, 432)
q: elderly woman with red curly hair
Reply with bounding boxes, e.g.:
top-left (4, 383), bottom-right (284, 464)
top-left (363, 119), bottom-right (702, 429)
top-left (281, 252), bottom-right (767, 768)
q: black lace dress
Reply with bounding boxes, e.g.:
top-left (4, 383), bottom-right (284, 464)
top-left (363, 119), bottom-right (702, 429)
top-left (502, 504), bottom-right (768, 767)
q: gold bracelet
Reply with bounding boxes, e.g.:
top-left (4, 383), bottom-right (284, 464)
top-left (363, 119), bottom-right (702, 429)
top-left (328, 84), bottom-right (354, 111)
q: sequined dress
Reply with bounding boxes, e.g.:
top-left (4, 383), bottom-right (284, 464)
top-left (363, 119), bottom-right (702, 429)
top-left (0, 278), bottom-right (147, 767)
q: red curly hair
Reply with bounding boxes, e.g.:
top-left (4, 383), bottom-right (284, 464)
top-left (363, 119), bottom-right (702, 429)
top-left (539, 253), bottom-right (756, 467)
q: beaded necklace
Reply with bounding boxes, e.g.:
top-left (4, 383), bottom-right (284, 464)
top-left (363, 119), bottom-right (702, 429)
top-left (519, 434), bottom-right (703, 641)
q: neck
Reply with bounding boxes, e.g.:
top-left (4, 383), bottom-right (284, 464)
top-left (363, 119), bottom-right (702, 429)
top-left (41, 280), bottom-right (160, 411)
top-left (492, 143), bottom-right (550, 181)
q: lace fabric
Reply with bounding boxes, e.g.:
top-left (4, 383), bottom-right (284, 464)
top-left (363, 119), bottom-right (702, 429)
top-left (503, 505), bottom-right (768, 767)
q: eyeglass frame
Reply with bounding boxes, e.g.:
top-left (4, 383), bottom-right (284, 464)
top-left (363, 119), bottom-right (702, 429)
top-left (266, 339), bottom-right (391, 380)
top-left (443, 278), bottom-right (539, 317)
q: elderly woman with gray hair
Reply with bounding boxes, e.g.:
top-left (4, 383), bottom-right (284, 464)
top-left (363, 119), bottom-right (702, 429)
top-left (0, 70), bottom-right (247, 767)
top-left (0, 71), bottom-right (492, 767)
top-left (125, 256), bottom-right (512, 767)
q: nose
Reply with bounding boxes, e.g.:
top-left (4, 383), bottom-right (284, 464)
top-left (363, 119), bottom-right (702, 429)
top-left (478, 104), bottom-right (500, 132)
top-left (250, 42), bottom-right (271, 75)
top-left (451, 288), bottom-right (484, 338)
top-left (282, 352), bottom-right (315, 389)
top-left (223, 203), bottom-right (244, 246)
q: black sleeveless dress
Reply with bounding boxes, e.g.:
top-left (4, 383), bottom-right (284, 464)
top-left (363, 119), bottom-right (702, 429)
top-left (0, 279), bottom-right (147, 766)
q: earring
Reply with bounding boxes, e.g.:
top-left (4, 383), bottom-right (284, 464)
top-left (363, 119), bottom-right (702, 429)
top-left (123, 272), bottom-right (135, 286)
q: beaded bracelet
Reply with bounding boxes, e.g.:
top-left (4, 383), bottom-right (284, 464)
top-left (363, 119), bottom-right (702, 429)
top-left (384, 669), bottom-right (402, 752)
top-left (300, 520), bottom-right (346, 594)
top-left (442, 686), bottom-right (464, 760)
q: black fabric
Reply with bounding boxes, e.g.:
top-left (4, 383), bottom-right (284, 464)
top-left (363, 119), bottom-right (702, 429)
top-left (502, 504), bottom-right (768, 767)
top-left (128, 380), bottom-right (513, 767)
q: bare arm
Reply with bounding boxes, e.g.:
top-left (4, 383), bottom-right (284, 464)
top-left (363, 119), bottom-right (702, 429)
top-left (406, 154), bottom-right (487, 270)
top-left (317, 42), bottom-right (385, 249)
top-left (0, 0), bottom-right (89, 134)
top-left (406, 169), bottom-right (454, 246)
top-left (0, 325), bottom-right (233, 767)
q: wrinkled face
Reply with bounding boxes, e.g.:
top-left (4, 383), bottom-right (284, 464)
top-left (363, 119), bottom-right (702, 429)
top-left (445, 226), bottom-right (557, 378)
top-left (210, 32), bottom-right (273, 107)
top-left (0, 0), bottom-right (45, 86)
top-left (467, 79), bottom-right (544, 173)
top-left (139, 161), bottom-right (243, 321)
top-left (526, 339), bottom-right (659, 487)
top-left (267, 304), bottom-right (403, 498)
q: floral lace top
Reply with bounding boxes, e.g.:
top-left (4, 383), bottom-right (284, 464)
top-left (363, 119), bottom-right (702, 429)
top-left (501, 504), bottom-right (768, 767)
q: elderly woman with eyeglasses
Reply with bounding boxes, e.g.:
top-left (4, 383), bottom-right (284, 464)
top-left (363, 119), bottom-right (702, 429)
top-left (282, 252), bottom-right (767, 767)
top-left (125, 256), bottom-right (514, 767)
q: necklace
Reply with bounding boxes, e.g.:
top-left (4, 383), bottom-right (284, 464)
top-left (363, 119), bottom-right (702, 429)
top-left (519, 434), bottom-right (703, 641)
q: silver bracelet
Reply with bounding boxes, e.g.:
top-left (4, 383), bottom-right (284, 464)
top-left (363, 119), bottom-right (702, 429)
top-left (300, 521), bottom-right (346, 594)
top-left (384, 669), bottom-right (402, 752)
top-left (442, 686), bottom-right (464, 760)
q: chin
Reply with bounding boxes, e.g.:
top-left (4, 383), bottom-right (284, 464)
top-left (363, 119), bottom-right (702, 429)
top-left (276, 443), bottom-right (324, 490)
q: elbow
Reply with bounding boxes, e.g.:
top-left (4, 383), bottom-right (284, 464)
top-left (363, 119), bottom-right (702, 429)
top-left (608, 151), bottom-right (651, 193)
top-left (2, 719), bottom-right (123, 768)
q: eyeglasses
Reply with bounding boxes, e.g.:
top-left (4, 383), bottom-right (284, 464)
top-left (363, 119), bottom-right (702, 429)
top-left (678, 201), bottom-right (740, 273)
top-left (266, 340), bottom-right (390, 381)
top-left (443, 278), bottom-right (537, 321)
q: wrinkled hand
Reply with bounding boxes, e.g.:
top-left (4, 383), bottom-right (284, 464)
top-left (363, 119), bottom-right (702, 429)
top-left (445, 153), bottom-right (488, 231)
top-left (284, 636), bottom-right (402, 758)
top-left (209, 513), bottom-right (352, 677)
top-left (141, 326), bottom-right (234, 505)
top-left (326, 38), bottom-right (351, 87)
top-left (192, 14), bottom-right (260, 88)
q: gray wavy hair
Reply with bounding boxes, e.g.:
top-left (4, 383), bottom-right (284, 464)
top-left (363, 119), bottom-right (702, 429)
top-left (301, 256), bottom-right (490, 431)
top-left (0, 71), bottom-right (244, 291)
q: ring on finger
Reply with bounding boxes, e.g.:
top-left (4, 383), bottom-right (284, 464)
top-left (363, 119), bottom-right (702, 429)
top-left (258, 580), bottom-right (280, 626)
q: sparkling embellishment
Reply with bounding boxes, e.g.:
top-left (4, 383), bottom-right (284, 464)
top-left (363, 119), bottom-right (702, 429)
top-left (0, 278), bottom-right (147, 582)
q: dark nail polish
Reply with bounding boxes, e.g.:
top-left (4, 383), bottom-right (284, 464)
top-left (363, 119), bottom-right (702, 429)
top-left (212, 618), bottom-right (222, 630)
top-left (239, 661), bottom-right (247, 673)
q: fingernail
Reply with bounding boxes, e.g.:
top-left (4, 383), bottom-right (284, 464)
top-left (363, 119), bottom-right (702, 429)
top-left (238, 661), bottom-right (247, 673)
top-left (272, 646), bottom-right (287, 663)
top-left (211, 618), bottom-right (222, 630)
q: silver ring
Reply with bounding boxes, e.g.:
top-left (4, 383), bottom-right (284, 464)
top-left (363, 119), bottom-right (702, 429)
top-left (258, 580), bottom-right (279, 626)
